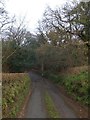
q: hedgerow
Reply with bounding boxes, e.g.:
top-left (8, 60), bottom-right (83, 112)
top-left (2, 73), bottom-right (31, 118)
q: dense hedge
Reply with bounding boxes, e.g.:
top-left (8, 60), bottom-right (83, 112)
top-left (43, 70), bottom-right (89, 106)
top-left (2, 73), bottom-right (31, 118)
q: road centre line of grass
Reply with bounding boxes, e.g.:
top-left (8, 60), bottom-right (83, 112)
top-left (44, 90), bottom-right (60, 118)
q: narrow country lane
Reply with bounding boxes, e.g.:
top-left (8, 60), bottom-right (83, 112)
top-left (24, 72), bottom-right (78, 118)
top-left (25, 72), bottom-right (47, 118)
top-left (43, 79), bottom-right (78, 118)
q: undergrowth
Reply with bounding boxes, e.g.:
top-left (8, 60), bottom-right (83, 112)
top-left (43, 70), bottom-right (89, 106)
top-left (2, 73), bottom-right (31, 118)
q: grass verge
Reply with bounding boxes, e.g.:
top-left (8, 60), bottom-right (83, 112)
top-left (44, 70), bottom-right (89, 106)
top-left (44, 91), bottom-right (60, 118)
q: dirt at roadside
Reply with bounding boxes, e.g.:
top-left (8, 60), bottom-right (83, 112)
top-left (58, 85), bottom-right (89, 118)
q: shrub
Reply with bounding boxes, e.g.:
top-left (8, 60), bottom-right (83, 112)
top-left (44, 70), bottom-right (89, 106)
top-left (2, 73), bottom-right (31, 118)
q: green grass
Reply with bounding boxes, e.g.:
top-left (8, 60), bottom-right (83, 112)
top-left (44, 91), bottom-right (60, 118)
top-left (63, 71), bottom-right (89, 105)
top-left (44, 70), bottom-right (89, 106)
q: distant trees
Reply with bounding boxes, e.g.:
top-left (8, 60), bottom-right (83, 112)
top-left (36, 1), bottom-right (88, 72)
top-left (39, 1), bottom-right (90, 45)
top-left (0, 0), bottom-right (15, 33)
top-left (36, 42), bottom-right (87, 72)
top-left (2, 0), bottom-right (88, 73)
top-left (0, 0), bottom-right (8, 31)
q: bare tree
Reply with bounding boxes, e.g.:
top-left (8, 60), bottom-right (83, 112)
top-left (0, 0), bottom-right (12, 32)
top-left (39, 1), bottom-right (90, 45)
top-left (2, 17), bottom-right (27, 64)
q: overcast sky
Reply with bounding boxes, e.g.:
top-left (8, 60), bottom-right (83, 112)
top-left (5, 0), bottom-right (69, 33)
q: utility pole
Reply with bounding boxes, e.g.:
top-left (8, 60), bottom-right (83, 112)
top-left (41, 61), bottom-right (44, 80)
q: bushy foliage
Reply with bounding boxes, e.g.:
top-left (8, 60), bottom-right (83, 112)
top-left (2, 73), bottom-right (31, 118)
top-left (36, 43), bottom-right (87, 72)
top-left (62, 71), bottom-right (88, 105)
top-left (44, 70), bottom-right (89, 106)
top-left (2, 0), bottom-right (89, 73)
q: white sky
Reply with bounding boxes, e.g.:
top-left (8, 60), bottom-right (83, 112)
top-left (5, 0), bottom-right (68, 33)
